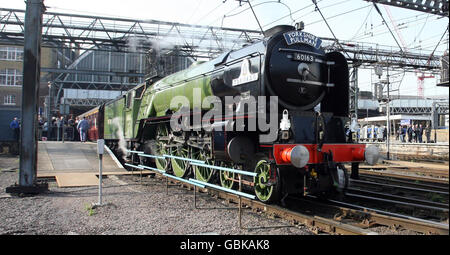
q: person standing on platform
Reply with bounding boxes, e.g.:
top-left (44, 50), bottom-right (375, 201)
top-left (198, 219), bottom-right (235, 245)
top-left (401, 125), bottom-right (406, 142)
top-left (74, 117), bottom-right (80, 142)
top-left (425, 124), bottom-right (431, 143)
top-left (396, 124), bottom-right (401, 141)
top-left (406, 124), bottom-right (413, 143)
top-left (418, 124), bottom-right (424, 143)
top-left (9, 117), bottom-right (20, 142)
top-left (56, 117), bottom-right (61, 141)
top-left (77, 117), bottom-right (89, 142)
top-left (50, 116), bottom-right (56, 140)
top-left (413, 124), bottom-right (419, 143)
top-left (68, 117), bottom-right (75, 141)
top-left (58, 116), bottom-right (66, 141)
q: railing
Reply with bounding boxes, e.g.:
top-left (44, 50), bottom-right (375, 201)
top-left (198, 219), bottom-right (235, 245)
top-left (126, 150), bottom-right (256, 198)
top-left (125, 150), bottom-right (257, 228)
top-left (39, 125), bottom-right (78, 141)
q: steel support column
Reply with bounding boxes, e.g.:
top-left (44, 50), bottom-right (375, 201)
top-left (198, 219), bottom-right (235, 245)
top-left (350, 65), bottom-right (360, 121)
top-left (6, 0), bottom-right (48, 194)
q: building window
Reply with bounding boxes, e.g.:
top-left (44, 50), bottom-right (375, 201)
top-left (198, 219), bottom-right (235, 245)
top-left (0, 46), bottom-right (24, 61)
top-left (4, 94), bottom-right (16, 105)
top-left (0, 69), bottom-right (22, 86)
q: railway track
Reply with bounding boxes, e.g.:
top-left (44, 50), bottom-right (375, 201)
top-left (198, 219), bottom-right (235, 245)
top-left (358, 161), bottom-right (449, 179)
top-left (131, 170), bottom-right (449, 235)
top-left (355, 174), bottom-right (449, 194)
top-left (346, 175), bottom-right (449, 223)
top-left (364, 167), bottom-right (449, 179)
top-left (358, 169), bottom-right (449, 184)
top-left (292, 196), bottom-right (449, 235)
top-left (345, 187), bottom-right (448, 211)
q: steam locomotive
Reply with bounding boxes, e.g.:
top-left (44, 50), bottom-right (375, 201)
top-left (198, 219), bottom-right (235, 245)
top-left (78, 25), bottom-right (379, 203)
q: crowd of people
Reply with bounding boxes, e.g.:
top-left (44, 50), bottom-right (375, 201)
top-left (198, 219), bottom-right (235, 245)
top-left (10, 115), bottom-right (435, 145)
top-left (396, 123), bottom-right (432, 143)
top-left (38, 115), bottom-right (75, 141)
top-left (8, 115), bottom-right (90, 142)
top-left (366, 126), bottom-right (387, 141)
top-left (346, 122), bottom-right (435, 144)
top-left (39, 115), bottom-right (91, 142)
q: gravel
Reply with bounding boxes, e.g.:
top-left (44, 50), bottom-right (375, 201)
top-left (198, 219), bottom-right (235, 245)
top-left (0, 155), bottom-right (313, 235)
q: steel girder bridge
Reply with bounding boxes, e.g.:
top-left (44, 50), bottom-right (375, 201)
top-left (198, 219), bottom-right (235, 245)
top-left (0, 7), bottom-right (444, 112)
top-left (0, 7), bottom-right (262, 111)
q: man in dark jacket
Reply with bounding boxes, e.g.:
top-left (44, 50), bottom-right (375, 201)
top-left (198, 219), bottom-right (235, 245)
top-left (425, 124), bottom-right (431, 143)
top-left (418, 124), bottom-right (424, 143)
top-left (407, 124), bottom-right (413, 143)
top-left (413, 124), bottom-right (419, 143)
top-left (400, 125), bottom-right (407, 142)
top-left (9, 117), bottom-right (20, 142)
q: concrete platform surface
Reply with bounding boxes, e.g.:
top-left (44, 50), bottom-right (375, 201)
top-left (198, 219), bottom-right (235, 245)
top-left (365, 142), bottom-right (449, 161)
top-left (37, 141), bottom-right (125, 178)
top-left (37, 141), bottom-right (155, 187)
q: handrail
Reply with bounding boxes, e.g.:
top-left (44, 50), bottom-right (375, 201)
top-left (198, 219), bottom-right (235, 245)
top-left (190, 162), bottom-right (257, 177)
top-left (124, 152), bottom-right (256, 201)
top-left (189, 178), bottom-right (255, 200)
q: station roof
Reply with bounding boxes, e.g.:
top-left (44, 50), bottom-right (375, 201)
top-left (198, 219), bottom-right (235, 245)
top-left (389, 99), bottom-right (435, 108)
top-left (359, 99), bottom-right (379, 110)
top-left (359, 114), bottom-right (432, 123)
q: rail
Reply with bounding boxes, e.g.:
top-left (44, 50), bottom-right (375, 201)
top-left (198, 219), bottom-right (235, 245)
top-left (39, 125), bottom-right (77, 141)
top-left (122, 150), bottom-right (446, 234)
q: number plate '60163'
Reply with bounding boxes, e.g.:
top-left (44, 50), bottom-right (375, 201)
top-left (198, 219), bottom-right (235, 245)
top-left (293, 53), bottom-right (314, 62)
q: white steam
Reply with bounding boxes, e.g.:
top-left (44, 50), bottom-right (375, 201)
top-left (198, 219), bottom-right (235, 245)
top-left (112, 117), bottom-right (127, 161)
top-left (126, 36), bottom-right (174, 53)
top-left (127, 36), bottom-right (140, 52)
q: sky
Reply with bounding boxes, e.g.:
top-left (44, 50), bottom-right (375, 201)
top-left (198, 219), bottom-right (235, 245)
top-left (2, 0), bottom-right (449, 97)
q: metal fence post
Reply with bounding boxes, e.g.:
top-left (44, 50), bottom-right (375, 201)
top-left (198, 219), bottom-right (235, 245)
top-left (98, 153), bottom-right (103, 205)
top-left (194, 184), bottom-right (197, 209)
top-left (57, 123), bottom-right (60, 141)
top-left (238, 174), bottom-right (242, 229)
top-left (94, 139), bottom-right (104, 207)
top-left (166, 176), bottom-right (169, 195)
top-left (193, 162), bottom-right (197, 209)
top-left (62, 123), bottom-right (65, 143)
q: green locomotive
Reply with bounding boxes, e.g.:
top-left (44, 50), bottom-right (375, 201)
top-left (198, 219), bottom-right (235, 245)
top-left (81, 25), bottom-right (378, 204)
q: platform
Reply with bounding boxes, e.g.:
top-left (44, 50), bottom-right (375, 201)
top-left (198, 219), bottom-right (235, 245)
top-left (36, 141), bottom-right (149, 187)
top-left (364, 142), bottom-right (449, 161)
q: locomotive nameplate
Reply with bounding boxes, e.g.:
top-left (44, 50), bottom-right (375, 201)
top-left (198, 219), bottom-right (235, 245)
top-left (283, 31), bottom-right (322, 49)
top-left (293, 53), bottom-right (314, 62)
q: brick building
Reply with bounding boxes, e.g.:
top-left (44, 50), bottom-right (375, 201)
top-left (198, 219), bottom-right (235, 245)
top-left (0, 43), bottom-right (74, 142)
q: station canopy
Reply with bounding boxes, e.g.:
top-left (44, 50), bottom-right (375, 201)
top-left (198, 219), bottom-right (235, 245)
top-left (359, 114), bottom-right (432, 125)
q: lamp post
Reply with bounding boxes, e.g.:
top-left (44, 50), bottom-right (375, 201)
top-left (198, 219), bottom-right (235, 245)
top-left (47, 81), bottom-right (52, 140)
